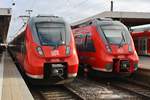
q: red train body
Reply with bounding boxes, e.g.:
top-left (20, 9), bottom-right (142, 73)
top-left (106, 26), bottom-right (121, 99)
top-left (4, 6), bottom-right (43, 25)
top-left (131, 30), bottom-right (150, 56)
top-left (72, 18), bottom-right (139, 74)
top-left (9, 16), bottom-right (78, 84)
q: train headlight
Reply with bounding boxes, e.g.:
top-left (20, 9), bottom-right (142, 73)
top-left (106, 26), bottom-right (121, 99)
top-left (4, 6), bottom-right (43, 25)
top-left (66, 46), bottom-right (70, 55)
top-left (36, 47), bottom-right (44, 56)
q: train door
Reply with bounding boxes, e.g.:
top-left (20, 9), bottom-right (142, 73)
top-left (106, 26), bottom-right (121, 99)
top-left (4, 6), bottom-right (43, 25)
top-left (139, 38), bottom-right (147, 55)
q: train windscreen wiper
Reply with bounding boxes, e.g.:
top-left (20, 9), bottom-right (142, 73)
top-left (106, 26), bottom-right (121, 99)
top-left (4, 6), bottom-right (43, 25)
top-left (119, 31), bottom-right (125, 47)
top-left (59, 32), bottom-right (65, 45)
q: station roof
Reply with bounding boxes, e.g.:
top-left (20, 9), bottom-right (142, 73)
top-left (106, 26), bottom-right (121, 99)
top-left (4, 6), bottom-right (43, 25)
top-left (0, 8), bottom-right (11, 43)
top-left (71, 11), bottom-right (150, 27)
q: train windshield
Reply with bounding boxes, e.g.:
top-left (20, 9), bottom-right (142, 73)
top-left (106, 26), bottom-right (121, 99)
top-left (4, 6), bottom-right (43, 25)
top-left (36, 22), bottom-right (66, 46)
top-left (101, 25), bottom-right (130, 45)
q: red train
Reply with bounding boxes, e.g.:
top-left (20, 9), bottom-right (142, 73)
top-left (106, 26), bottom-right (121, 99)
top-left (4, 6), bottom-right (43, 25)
top-left (72, 18), bottom-right (139, 75)
top-left (8, 16), bottom-right (79, 84)
top-left (131, 30), bottom-right (150, 56)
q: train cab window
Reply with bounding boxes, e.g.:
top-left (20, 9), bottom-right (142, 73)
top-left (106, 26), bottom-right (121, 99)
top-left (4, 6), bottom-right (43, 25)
top-left (101, 25), bottom-right (128, 45)
top-left (36, 22), bottom-right (66, 46)
top-left (98, 22), bottom-right (131, 46)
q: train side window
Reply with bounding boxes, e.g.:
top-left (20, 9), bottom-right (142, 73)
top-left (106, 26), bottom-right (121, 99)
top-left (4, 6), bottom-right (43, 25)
top-left (74, 33), bottom-right (85, 51)
top-left (134, 39), bottom-right (138, 51)
top-left (139, 39), bottom-right (142, 51)
top-left (84, 32), bottom-right (96, 52)
top-left (15, 36), bottom-right (21, 52)
top-left (142, 38), bottom-right (147, 51)
top-left (21, 32), bottom-right (26, 54)
top-left (148, 39), bottom-right (150, 51)
top-left (15, 32), bottom-right (25, 53)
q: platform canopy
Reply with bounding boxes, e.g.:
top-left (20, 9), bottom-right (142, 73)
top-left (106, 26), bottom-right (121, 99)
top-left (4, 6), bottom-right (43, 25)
top-left (71, 11), bottom-right (150, 27)
top-left (0, 8), bottom-right (11, 43)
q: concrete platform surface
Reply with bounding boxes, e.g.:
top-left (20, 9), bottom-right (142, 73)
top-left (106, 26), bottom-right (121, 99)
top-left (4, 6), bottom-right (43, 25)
top-left (139, 56), bottom-right (150, 70)
top-left (0, 52), bottom-right (33, 100)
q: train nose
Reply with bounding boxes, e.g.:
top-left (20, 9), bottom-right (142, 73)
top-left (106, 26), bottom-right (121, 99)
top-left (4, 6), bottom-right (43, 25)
top-left (113, 59), bottom-right (130, 72)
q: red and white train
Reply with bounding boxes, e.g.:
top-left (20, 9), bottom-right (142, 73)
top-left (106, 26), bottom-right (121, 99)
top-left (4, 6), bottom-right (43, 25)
top-left (72, 18), bottom-right (139, 75)
top-left (131, 30), bottom-right (150, 56)
top-left (8, 16), bottom-right (79, 84)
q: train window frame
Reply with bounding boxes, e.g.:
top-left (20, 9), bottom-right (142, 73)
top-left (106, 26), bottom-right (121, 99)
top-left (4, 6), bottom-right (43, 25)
top-left (29, 18), bottom-right (71, 46)
top-left (141, 38), bottom-right (147, 52)
top-left (100, 25), bottom-right (128, 45)
top-left (138, 37), bottom-right (147, 54)
top-left (96, 21), bottom-right (131, 46)
top-left (35, 22), bottom-right (66, 46)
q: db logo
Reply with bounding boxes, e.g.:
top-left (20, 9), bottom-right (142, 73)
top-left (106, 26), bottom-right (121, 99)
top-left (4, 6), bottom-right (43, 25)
top-left (51, 50), bottom-right (59, 56)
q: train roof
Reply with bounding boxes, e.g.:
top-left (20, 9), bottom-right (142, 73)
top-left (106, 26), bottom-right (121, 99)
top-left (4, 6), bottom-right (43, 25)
top-left (0, 8), bottom-right (11, 43)
top-left (131, 30), bottom-right (150, 37)
top-left (10, 15), bottom-right (67, 43)
top-left (71, 18), bottom-right (124, 28)
top-left (71, 11), bottom-right (150, 27)
top-left (29, 15), bottom-right (65, 23)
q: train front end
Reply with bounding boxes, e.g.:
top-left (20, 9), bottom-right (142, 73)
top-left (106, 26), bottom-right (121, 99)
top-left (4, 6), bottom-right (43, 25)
top-left (25, 16), bottom-right (78, 84)
top-left (96, 20), bottom-right (139, 74)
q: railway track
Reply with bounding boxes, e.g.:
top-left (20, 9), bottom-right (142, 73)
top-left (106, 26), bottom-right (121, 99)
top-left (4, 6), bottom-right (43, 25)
top-left (31, 77), bottom-right (140, 100)
top-left (93, 76), bottom-right (150, 99)
top-left (31, 85), bottom-right (84, 100)
top-left (67, 78), bottom-right (139, 99)
top-left (109, 77), bottom-right (150, 99)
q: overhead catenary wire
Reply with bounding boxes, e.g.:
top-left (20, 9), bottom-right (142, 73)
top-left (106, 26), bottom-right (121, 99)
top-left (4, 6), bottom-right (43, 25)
top-left (61, 0), bottom-right (89, 21)
top-left (11, 0), bottom-right (35, 39)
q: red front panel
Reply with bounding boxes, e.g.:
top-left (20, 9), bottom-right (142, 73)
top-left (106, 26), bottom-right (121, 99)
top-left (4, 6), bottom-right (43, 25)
top-left (16, 25), bottom-right (78, 79)
top-left (74, 25), bottom-right (139, 73)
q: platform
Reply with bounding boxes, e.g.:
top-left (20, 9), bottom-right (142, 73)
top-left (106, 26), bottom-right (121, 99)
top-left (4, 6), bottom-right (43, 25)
top-left (0, 52), bottom-right (33, 100)
top-left (139, 56), bottom-right (150, 70)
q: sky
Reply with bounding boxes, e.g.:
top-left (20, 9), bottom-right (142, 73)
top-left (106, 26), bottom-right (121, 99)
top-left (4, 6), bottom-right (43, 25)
top-left (1, 0), bottom-right (150, 41)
